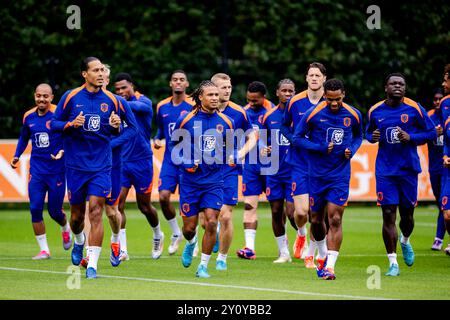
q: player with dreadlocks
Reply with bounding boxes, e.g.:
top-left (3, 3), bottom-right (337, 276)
top-left (170, 80), bottom-right (235, 278)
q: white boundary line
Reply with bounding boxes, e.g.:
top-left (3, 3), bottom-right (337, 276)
top-left (0, 266), bottom-right (394, 300)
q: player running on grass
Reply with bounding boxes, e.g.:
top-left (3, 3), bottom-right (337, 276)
top-left (171, 80), bottom-right (234, 278)
top-left (293, 79), bottom-right (363, 280)
top-left (366, 73), bottom-right (437, 276)
top-left (11, 83), bottom-right (72, 260)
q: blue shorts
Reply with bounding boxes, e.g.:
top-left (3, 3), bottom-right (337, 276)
top-left (66, 168), bottom-right (111, 205)
top-left (291, 164), bottom-right (309, 196)
top-left (122, 158), bottom-right (153, 194)
top-left (158, 157), bottom-right (180, 193)
top-left (266, 174), bottom-right (293, 202)
top-left (28, 172), bottom-right (66, 223)
top-left (106, 165), bottom-right (121, 206)
top-left (376, 175), bottom-right (418, 208)
top-left (440, 173), bottom-right (450, 210)
top-left (309, 176), bottom-right (349, 212)
top-left (179, 180), bottom-right (223, 217)
top-left (242, 164), bottom-right (266, 196)
top-left (223, 172), bottom-right (239, 205)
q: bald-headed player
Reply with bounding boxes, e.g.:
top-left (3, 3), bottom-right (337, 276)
top-left (11, 83), bottom-right (72, 260)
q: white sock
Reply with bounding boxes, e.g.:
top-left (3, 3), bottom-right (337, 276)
top-left (217, 253), bottom-right (227, 262)
top-left (297, 225), bottom-right (307, 236)
top-left (87, 246), bottom-right (101, 270)
top-left (306, 239), bottom-right (316, 257)
top-left (74, 232), bottom-right (85, 245)
top-left (61, 222), bottom-right (70, 232)
top-left (316, 238), bottom-right (328, 259)
top-left (111, 232), bottom-right (119, 243)
top-left (36, 234), bottom-right (49, 253)
top-left (200, 253), bottom-right (211, 267)
top-left (152, 223), bottom-right (163, 239)
top-left (244, 229), bottom-right (256, 251)
top-left (326, 250), bottom-right (339, 269)
top-left (388, 253), bottom-right (398, 265)
top-left (119, 229), bottom-right (127, 252)
top-left (167, 218), bottom-right (181, 237)
top-left (275, 235), bottom-right (289, 256)
top-left (400, 234), bottom-right (410, 245)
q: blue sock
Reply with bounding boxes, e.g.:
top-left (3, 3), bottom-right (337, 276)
top-left (436, 211), bottom-right (446, 240)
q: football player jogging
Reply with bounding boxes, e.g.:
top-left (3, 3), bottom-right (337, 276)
top-left (210, 73), bottom-right (257, 270)
top-left (114, 72), bottom-right (164, 260)
top-left (51, 57), bottom-right (137, 279)
top-left (293, 79), bottom-right (363, 280)
top-left (440, 63), bottom-right (450, 256)
top-left (366, 73), bottom-right (437, 276)
top-left (80, 64), bottom-right (126, 268)
top-left (261, 79), bottom-right (297, 263)
top-left (280, 62), bottom-right (327, 268)
top-left (171, 80), bottom-right (234, 278)
top-left (237, 81), bottom-right (275, 260)
top-left (426, 88), bottom-right (446, 251)
top-left (154, 70), bottom-right (195, 255)
top-left (11, 83), bottom-right (72, 260)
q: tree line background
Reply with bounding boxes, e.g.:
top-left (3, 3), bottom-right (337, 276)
top-left (0, 0), bottom-right (449, 138)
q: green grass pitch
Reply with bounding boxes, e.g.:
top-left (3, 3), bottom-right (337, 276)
top-left (0, 203), bottom-right (449, 300)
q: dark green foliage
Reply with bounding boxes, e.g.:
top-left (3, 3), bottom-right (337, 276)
top-left (0, 1), bottom-right (449, 137)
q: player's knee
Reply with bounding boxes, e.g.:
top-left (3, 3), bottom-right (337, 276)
top-left (309, 213), bottom-right (321, 225)
top-left (48, 208), bottom-right (65, 224)
top-left (328, 214), bottom-right (342, 229)
top-left (30, 208), bottom-right (44, 223)
top-left (159, 191), bottom-right (171, 204)
top-left (444, 210), bottom-right (450, 221)
top-left (182, 225), bottom-right (196, 238)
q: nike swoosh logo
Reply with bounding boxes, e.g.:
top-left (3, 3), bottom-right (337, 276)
top-left (76, 104), bottom-right (83, 108)
top-left (378, 118), bottom-right (385, 122)
top-left (320, 119), bottom-right (328, 122)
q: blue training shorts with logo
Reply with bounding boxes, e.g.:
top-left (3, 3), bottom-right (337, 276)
top-left (440, 172), bottom-right (450, 210)
top-left (309, 176), bottom-right (349, 212)
top-left (106, 164), bottom-right (121, 206)
top-left (66, 167), bottom-right (111, 205)
top-left (376, 174), bottom-right (418, 208)
top-left (179, 180), bottom-right (223, 217)
top-left (223, 171), bottom-right (239, 206)
top-left (158, 157), bottom-right (180, 193)
top-left (266, 174), bottom-right (293, 202)
top-left (291, 163), bottom-right (309, 196)
top-left (242, 164), bottom-right (266, 197)
top-left (121, 158), bottom-right (153, 194)
top-left (28, 172), bottom-right (66, 223)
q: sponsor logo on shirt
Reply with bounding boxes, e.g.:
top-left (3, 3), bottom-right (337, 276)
top-left (34, 132), bottom-right (50, 148)
top-left (326, 128), bottom-right (344, 145)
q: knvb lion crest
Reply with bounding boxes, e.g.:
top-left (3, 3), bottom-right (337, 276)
top-left (100, 103), bottom-right (109, 112)
top-left (401, 114), bottom-right (409, 123)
